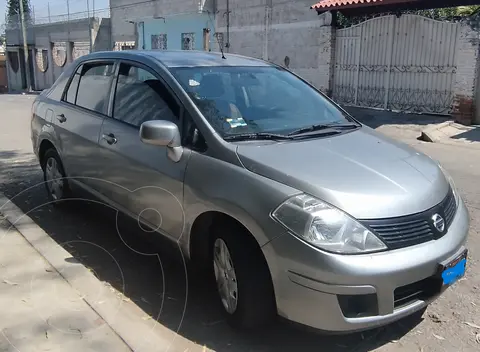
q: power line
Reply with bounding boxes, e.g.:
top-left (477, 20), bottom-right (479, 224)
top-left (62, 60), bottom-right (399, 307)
top-left (27, 0), bottom-right (317, 23)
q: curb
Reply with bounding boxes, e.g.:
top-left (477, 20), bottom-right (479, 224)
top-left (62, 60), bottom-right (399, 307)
top-left (0, 194), bottom-right (206, 352)
top-left (419, 121), bottom-right (454, 143)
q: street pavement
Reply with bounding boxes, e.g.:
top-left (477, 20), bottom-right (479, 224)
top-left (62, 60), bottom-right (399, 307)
top-left (0, 94), bottom-right (479, 351)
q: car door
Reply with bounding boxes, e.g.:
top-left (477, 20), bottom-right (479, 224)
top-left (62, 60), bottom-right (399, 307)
top-left (53, 60), bottom-right (116, 191)
top-left (96, 60), bottom-right (189, 241)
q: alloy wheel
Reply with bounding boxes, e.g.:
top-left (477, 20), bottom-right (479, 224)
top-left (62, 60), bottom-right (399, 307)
top-left (45, 157), bottom-right (64, 200)
top-left (213, 238), bottom-right (238, 314)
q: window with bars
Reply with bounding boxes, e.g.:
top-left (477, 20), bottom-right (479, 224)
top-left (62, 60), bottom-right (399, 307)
top-left (181, 33), bottom-right (195, 50)
top-left (151, 34), bottom-right (167, 50)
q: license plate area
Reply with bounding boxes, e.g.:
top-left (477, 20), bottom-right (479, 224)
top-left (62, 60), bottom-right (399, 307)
top-left (438, 250), bottom-right (467, 286)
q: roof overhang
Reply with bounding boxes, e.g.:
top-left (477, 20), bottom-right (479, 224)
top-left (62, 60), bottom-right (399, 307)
top-left (311, 0), bottom-right (480, 16)
top-left (311, 0), bottom-right (414, 12)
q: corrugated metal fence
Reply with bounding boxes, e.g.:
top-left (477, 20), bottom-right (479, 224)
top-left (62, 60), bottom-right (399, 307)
top-left (333, 15), bottom-right (459, 114)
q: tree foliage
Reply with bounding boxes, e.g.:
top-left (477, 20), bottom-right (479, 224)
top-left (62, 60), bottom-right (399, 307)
top-left (6, 0), bottom-right (32, 24)
top-left (337, 5), bottom-right (480, 28)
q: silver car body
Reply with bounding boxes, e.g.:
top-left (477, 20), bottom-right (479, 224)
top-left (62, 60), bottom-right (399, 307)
top-left (31, 51), bottom-right (469, 332)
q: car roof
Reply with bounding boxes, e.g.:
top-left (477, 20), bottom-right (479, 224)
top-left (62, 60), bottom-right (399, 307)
top-left (82, 50), bottom-right (272, 68)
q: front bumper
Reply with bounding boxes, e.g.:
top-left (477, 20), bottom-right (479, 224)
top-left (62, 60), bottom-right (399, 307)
top-left (262, 198), bottom-right (470, 332)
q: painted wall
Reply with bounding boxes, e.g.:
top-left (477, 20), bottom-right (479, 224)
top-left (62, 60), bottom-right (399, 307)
top-left (110, 0), bottom-right (215, 44)
top-left (138, 13), bottom-right (214, 51)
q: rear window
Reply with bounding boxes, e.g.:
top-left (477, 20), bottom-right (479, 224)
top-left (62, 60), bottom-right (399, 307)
top-left (76, 63), bottom-right (115, 114)
top-left (62, 62), bottom-right (115, 115)
top-left (65, 67), bottom-right (81, 104)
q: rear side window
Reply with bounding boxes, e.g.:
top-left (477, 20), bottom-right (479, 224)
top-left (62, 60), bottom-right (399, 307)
top-left (112, 63), bottom-right (179, 127)
top-left (47, 71), bottom-right (70, 101)
top-left (65, 66), bottom-right (82, 104)
top-left (73, 62), bottom-right (115, 114)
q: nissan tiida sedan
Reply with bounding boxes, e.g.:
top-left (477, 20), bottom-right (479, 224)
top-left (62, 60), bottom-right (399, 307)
top-left (31, 50), bottom-right (469, 332)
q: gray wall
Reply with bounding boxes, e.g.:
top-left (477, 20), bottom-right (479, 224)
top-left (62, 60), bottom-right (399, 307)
top-left (94, 18), bottom-right (113, 51)
top-left (215, 0), bottom-right (334, 92)
top-left (6, 17), bottom-right (112, 91)
top-left (5, 48), bottom-right (25, 91)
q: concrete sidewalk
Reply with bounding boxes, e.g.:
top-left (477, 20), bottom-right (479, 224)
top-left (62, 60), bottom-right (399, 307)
top-left (345, 106), bottom-right (480, 149)
top-left (0, 197), bottom-right (206, 352)
top-left (0, 216), bottom-right (132, 352)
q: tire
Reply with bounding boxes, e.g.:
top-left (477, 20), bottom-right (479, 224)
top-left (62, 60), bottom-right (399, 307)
top-left (41, 148), bottom-right (71, 205)
top-left (211, 223), bottom-right (276, 330)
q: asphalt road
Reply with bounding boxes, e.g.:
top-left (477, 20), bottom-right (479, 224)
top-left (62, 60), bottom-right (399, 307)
top-left (1, 94), bottom-right (479, 351)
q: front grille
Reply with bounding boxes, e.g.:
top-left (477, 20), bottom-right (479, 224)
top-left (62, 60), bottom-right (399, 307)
top-left (361, 187), bottom-right (457, 250)
top-left (394, 276), bottom-right (442, 309)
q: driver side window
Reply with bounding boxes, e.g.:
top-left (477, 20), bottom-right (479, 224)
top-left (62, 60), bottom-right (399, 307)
top-left (112, 63), bottom-right (180, 127)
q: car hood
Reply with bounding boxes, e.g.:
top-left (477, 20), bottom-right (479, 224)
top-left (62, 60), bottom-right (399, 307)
top-left (236, 127), bottom-right (450, 219)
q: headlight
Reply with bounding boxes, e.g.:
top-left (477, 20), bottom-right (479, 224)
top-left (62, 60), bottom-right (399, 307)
top-left (272, 194), bottom-right (387, 254)
top-left (438, 163), bottom-right (459, 206)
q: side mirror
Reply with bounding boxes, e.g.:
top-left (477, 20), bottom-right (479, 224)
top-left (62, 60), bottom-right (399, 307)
top-left (140, 120), bottom-right (183, 162)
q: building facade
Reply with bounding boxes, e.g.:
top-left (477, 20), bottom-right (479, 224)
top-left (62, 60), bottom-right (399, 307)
top-left (110, 0), bottom-right (215, 44)
top-left (109, 0), bottom-right (480, 124)
top-left (110, 0), bottom-right (333, 92)
top-left (5, 17), bottom-right (111, 91)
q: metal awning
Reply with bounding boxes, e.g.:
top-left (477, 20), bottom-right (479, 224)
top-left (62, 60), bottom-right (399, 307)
top-left (311, 0), bottom-right (480, 16)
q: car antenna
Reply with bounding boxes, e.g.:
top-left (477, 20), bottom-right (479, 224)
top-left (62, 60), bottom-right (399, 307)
top-left (215, 32), bottom-right (227, 59)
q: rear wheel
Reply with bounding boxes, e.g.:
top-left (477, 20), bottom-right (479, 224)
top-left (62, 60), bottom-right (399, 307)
top-left (211, 224), bottom-right (276, 329)
top-left (42, 149), bottom-right (71, 204)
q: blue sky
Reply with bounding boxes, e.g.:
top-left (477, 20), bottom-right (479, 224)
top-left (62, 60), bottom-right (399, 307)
top-left (2, 0), bottom-right (109, 23)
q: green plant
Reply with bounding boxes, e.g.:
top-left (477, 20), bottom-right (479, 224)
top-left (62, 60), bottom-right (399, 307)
top-left (336, 6), bottom-right (480, 28)
top-left (6, 0), bottom-right (32, 25)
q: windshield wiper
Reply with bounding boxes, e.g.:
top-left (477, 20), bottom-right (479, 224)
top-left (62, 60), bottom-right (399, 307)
top-left (223, 132), bottom-right (294, 141)
top-left (288, 123), bottom-right (359, 137)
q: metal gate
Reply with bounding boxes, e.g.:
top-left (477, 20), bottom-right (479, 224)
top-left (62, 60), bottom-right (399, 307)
top-left (332, 15), bottom-right (459, 114)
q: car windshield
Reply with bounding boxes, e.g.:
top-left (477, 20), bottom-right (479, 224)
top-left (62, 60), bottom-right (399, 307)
top-left (169, 66), bottom-right (355, 137)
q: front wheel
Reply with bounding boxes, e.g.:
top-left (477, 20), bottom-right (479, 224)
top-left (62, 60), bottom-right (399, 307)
top-left (211, 226), bottom-right (276, 330)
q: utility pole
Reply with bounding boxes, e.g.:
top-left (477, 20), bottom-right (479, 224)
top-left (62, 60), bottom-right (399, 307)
top-left (67, 0), bottom-right (70, 22)
top-left (87, 0), bottom-right (93, 52)
top-left (48, 3), bottom-right (51, 23)
top-left (19, 0), bottom-right (31, 91)
top-left (67, 0), bottom-right (71, 35)
top-left (92, 0), bottom-right (95, 18)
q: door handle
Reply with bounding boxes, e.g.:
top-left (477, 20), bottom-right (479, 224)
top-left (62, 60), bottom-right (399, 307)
top-left (102, 133), bottom-right (118, 145)
top-left (56, 114), bottom-right (67, 123)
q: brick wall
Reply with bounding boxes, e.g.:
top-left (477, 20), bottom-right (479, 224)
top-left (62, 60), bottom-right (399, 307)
top-left (453, 23), bottom-right (480, 125)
